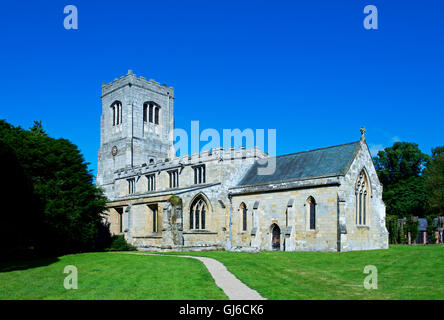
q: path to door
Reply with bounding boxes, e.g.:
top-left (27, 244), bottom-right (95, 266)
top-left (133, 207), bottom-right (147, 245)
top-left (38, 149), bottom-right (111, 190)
top-left (117, 252), bottom-right (266, 300)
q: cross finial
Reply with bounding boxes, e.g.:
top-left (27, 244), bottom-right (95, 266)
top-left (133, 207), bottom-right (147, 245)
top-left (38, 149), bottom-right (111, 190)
top-left (360, 127), bottom-right (366, 141)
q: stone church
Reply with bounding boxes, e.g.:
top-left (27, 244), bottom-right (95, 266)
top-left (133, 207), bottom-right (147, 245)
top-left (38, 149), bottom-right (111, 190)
top-left (97, 71), bottom-right (389, 252)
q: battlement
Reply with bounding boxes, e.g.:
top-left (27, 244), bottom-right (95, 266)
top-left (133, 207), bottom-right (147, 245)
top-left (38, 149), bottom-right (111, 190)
top-left (101, 70), bottom-right (174, 98)
top-left (114, 146), bottom-right (268, 179)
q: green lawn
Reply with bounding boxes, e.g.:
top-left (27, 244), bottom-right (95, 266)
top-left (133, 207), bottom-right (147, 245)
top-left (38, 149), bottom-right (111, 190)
top-left (0, 252), bottom-right (227, 300)
top-left (1, 246), bottom-right (443, 300)
top-left (166, 245), bottom-right (444, 299)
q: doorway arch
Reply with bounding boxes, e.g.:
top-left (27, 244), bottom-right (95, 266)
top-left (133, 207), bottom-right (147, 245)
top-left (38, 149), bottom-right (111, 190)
top-left (271, 224), bottom-right (281, 251)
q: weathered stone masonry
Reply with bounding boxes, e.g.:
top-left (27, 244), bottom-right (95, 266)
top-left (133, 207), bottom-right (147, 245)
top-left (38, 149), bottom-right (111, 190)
top-left (97, 71), bottom-right (389, 252)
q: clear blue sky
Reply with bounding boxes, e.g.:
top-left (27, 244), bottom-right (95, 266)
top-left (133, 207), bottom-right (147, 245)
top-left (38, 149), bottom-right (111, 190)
top-left (0, 0), bottom-right (443, 175)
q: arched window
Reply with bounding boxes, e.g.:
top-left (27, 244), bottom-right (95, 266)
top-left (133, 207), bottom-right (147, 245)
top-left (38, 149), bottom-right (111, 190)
top-left (240, 203), bottom-right (247, 231)
top-left (149, 103), bottom-right (154, 123)
top-left (143, 102), bottom-right (160, 124)
top-left (355, 170), bottom-right (370, 225)
top-left (111, 101), bottom-right (122, 126)
top-left (155, 106), bottom-right (160, 125)
top-left (307, 196), bottom-right (316, 230)
top-left (143, 103), bottom-right (148, 122)
top-left (190, 196), bottom-right (208, 230)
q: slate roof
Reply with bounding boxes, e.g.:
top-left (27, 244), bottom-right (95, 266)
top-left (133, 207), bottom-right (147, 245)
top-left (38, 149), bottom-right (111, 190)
top-left (237, 141), bottom-right (361, 187)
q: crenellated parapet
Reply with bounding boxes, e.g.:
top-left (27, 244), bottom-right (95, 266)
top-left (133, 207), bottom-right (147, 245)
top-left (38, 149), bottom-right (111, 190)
top-left (101, 70), bottom-right (174, 99)
top-left (113, 146), bottom-right (268, 180)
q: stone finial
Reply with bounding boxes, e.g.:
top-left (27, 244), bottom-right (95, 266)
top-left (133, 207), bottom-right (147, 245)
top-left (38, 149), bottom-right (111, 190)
top-left (360, 126), bottom-right (366, 141)
top-left (127, 69), bottom-right (133, 75)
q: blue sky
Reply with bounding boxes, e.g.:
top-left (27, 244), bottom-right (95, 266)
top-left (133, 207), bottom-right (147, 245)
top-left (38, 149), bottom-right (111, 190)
top-left (0, 0), bottom-right (443, 175)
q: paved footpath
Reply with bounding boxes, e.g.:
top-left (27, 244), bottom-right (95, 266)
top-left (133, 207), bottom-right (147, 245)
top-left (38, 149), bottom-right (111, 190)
top-left (118, 252), bottom-right (266, 300)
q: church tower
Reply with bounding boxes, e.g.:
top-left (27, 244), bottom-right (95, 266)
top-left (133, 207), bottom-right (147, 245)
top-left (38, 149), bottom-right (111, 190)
top-left (96, 70), bottom-right (175, 195)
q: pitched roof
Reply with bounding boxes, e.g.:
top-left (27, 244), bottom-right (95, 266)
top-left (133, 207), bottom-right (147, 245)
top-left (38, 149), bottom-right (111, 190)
top-left (237, 141), bottom-right (360, 187)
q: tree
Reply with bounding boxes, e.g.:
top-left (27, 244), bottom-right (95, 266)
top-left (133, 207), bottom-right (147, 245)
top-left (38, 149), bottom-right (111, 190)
top-left (382, 176), bottom-right (428, 217)
top-left (373, 142), bottom-right (431, 217)
top-left (0, 120), bottom-right (110, 258)
top-left (423, 146), bottom-right (444, 215)
top-left (373, 142), bottom-right (431, 187)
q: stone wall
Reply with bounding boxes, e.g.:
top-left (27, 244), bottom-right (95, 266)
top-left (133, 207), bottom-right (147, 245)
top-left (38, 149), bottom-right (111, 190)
top-left (337, 139), bottom-right (389, 251)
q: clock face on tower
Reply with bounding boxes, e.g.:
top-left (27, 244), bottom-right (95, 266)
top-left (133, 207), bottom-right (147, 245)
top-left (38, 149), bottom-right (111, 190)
top-left (111, 145), bottom-right (118, 156)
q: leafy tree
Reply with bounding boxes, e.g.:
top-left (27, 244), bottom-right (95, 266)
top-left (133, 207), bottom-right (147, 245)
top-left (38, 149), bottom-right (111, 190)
top-left (423, 146), bottom-right (444, 215)
top-left (373, 142), bottom-right (431, 187)
top-left (0, 139), bottom-right (42, 259)
top-left (382, 176), bottom-right (427, 217)
top-left (0, 120), bottom-right (110, 258)
top-left (373, 142), bottom-right (430, 217)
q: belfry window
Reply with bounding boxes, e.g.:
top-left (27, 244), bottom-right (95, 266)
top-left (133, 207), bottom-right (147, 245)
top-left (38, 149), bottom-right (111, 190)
top-left (149, 103), bottom-right (153, 123)
top-left (111, 101), bottom-right (123, 126)
top-left (143, 103), bottom-right (148, 122)
top-left (190, 197), bottom-right (208, 230)
top-left (144, 102), bottom-right (160, 124)
top-left (154, 106), bottom-right (160, 125)
top-left (355, 171), bottom-right (370, 225)
top-left (193, 165), bottom-right (206, 184)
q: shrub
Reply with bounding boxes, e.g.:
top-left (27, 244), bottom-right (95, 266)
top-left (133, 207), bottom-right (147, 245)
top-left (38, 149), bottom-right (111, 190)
top-left (168, 195), bottom-right (182, 207)
top-left (106, 235), bottom-right (137, 251)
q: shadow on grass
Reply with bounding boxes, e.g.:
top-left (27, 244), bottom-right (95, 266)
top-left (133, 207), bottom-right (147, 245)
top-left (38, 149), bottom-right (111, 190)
top-left (0, 256), bottom-right (60, 273)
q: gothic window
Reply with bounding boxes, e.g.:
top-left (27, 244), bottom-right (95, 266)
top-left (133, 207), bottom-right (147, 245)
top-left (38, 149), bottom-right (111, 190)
top-left (111, 101), bottom-right (122, 126)
top-left (128, 178), bottom-right (135, 194)
top-left (355, 171), bottom-right (370, 225)
top-left (168, 170), bottom-right (179, 188)
top-left (190, 196), bottom-right (208, 230)
top-left (307, 196), bottom-right (316, 230)
top-left (143, 103), bottom-right (148, 122)
top-left (240, 203), bottom-right (247, 231)
top-left (193, 165), bottom-right (206, 184)
top-left (149, 103), bottom-right (154, 123)
top-left (146, 174), bottom-right (155, 191)
top-left (154, 106), bottom-right (160, 125)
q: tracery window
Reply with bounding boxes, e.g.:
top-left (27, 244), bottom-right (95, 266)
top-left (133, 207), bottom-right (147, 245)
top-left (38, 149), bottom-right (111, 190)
top-left (190, 197), bottom-right (208, 230)
top-left (356, 171), bottom-right (370, 225)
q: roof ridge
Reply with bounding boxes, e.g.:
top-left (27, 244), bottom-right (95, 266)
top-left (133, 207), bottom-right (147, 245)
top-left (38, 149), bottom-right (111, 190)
top-left (272, 141), bottom-right (360, 160)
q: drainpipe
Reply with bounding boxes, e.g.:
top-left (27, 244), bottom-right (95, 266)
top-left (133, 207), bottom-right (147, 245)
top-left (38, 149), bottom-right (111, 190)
top-left (228, 192), bottom-right (233, 250)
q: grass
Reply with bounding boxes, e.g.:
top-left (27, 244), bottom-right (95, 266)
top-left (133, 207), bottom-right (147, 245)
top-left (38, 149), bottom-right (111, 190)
top-left (0, 246), bottom-right (443, 300)
top-left (163, 245), bottom-right (444, 299)
top-left (0, 252), bottom-right (227, 300)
